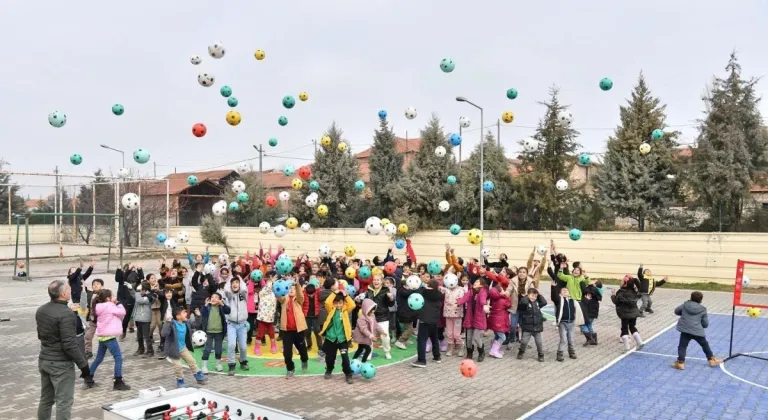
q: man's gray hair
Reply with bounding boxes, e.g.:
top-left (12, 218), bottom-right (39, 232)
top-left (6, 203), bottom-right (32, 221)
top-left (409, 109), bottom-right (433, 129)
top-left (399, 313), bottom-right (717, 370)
top-left (48, 280), bottom-right (66, 300)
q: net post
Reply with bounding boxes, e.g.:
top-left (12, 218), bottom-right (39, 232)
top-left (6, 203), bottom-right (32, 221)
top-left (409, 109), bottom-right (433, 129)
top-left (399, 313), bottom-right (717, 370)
top-left (24, 213), bottom-right (30, 280)
top-left (107, 215), bottom-right (113, 273)
top-left (119, 215), bottom-right (124, 269)
top-left (12, 216), bottom-right (20, 280)
top-left (728, 305), bottom-right (735, 360)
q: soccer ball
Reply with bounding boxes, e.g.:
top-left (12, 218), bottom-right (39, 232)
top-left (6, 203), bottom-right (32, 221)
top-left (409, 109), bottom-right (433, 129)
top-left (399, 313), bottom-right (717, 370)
top-left (481, 248), bottom-right (491, 258)
top-left (190, 54), bottom-right (202, 65)
top-left (501, 111), bottom-right (514, 124)
top-left (434, 146), bottom-right (447, 157)
top-left (218, 254), bottom-right (229, 264)
top-left (344, 245), bottom-right (356, 257)
top-left (556, 179), bottom-right (569, 191)
top-left (164, 238), bottom-right (177, 250)
top-left (536, 245), bottom-right (548, 256)
top-left (459, 116), bottom-right (471, 128)
top-left (746, 307), bottom-right (761, 318)
top-left (283, 164), bottom-right (296, 177)
top-left (523, 137), bottom-right (539, 153)
top-left (208, 42), bottom-right (226, 59)
top-left (212, 201), bottom-right (227, 216)
top-left (405, 275), bottom-right (421, 290)
top-left (285, 217), bottom-right (298, 229)
top-left (467, 228), bottom-right (483, 245)
top-left (639, 143), bottom-right (651, 155)
top-left (444, 273), bottom-right (458, 289)
top-left (300, 222), bottom-right (311, 232)
top-left (318, 244), bottom-right (332, 258)
top-left (278, 191), bottom-right (290, 202)
top-left (258, 221), bottom-right (271, 234)
top-left (383, 223), bottom-right (397, 237)
top-left (337, 142), bottom-right (348, 153)
top-left (192, 330), bottom-right (207, 347)
top-left (292, 179), bottom-right (303, 190)
top-left (405, 107), bottom-right (417, 120)
top-left (197, 73), bottom-right (215, 87)
top-left (121, 193), bottom-right (139, 210)
top-left (438, 200), bottom-right (450, 212)
top-left (317, 205), bottom-right (328, 216)
top-left (177, 231), bottom-right (190, 243)
top-left (203, 263), bottom-right (216, 275)
top-left (48, 111), bottom-right (67, 128)
top-left (305, 195), bottom-right (318, 207)
top-left (557, 111), bottom-right (573, 125)
top-left (273, 225), bottom-right (287, 238)
top-left (232, 180), bottom-right (246, 193)
top-left (117, 168), bottom-right (130, 178)
top-left (365, 217), bottom-right (382, 235)
top-left (742, 275), bottom-right (751, 287)
top-left (237, 163), bottom-right (249, 173)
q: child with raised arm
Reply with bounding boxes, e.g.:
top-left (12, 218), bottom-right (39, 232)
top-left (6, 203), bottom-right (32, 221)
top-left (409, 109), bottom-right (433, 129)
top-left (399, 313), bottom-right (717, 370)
top-left (279, 282), bottom-right (309, 378)
top-left (672, 291), bottom-right (722, 370)
top-left (551, 281), bottom-right (584, 362)
top-left (320, 290), bottom-right (357, 384)
top-left (637, 264), bottom-right (668, 316)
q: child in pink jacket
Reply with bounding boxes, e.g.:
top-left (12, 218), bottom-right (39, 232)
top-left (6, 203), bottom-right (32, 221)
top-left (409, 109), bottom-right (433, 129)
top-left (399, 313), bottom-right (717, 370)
top-left (352, 299), bottom-right (377, 362)
top-left (457, 278), bottom-right (489, 362)
top-left (442, 279), bottom-right (466, 357)
top-left (87, 289), bottom-right (131, 391)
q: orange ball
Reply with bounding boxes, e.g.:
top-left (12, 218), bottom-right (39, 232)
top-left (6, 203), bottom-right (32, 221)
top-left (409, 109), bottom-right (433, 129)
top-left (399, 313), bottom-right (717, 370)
top-left (460, 359), bottom-right (477, 378)
top-left (384, 261), bottom-right (397, 275)
top-left (265, 195), bottom-right (277, 207)
top-left (192, 123), bottom-right (207, 138)
top-left (298, 166), bottom-right (312, 180)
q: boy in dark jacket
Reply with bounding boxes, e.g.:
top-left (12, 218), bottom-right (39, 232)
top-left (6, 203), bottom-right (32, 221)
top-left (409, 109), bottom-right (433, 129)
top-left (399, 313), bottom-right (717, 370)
top-left (197, 292), bottom-right (231, 373)
top-left (579, 280), bottom-right (603, 346)
top-left (394, 282), bottom-right (418, 350)
top-left (672, 291), bottom-right (722, 370)
top-left (411, 279), bottom-right (443, 368)
top-left (83, 278), bottom-right (104, 358)
top-left (637, 264), bottom-right (668, 316)
top-left (156, 288), bottom-right (177, 359)
top-left (161, 307), bottom-right (207, 388)
top-left (303, 284), bottom-right (322, 351)
top-left (517, 288), bottom-right (548, 362)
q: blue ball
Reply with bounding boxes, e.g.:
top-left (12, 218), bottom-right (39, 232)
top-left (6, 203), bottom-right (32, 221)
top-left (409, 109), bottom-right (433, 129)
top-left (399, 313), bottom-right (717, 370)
top-left (273, 280), bottom-right (291, 297)
top-left (250, 270), bottom-right (263, 281)
top-left (449, 133), bottom-right (462, 146)
top-left (447, 175), bottom-right (457, 185)
top-left (156, 233), bottom-right (167, 243)
top-left (346, 285), bottom-right (356, 295)
top-left (449, 224), bottom-right (461, 235)
top-left (378, 109), bottom-right (387, 119)
top-left (427, 260), bottom-right (441, 275)
top-left (407, 293), bottom-right (424, 310)
top-left (578, 154), bottom-right (591, 166)
top-left (569, 228), bottom-right (582, 241)
top-left (395, 239), bottom-right (405, 249)
top-left (350, 359), bottom-right (363, 375)
top-left (308, 278), bottom-right (320, 288)
top-left (360, 362), bottom-right (377, 379)
top-left (358, 266), bottom-right (371, 279)
top-left (354, 180), bottom-right (365, 191)
top-left (275, 259), bottom-right (294, 275)
top-left (483, 180), bottom-right (495, 192)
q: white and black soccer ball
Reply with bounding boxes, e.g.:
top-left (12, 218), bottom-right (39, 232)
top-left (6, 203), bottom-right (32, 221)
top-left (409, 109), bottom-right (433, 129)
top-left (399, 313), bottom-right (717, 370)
top-left (318, 243), bottom-right (332, 258)
top-left (190, 54), bottom-right (202, 65)
top-left (121, 193), bottom-right (139, 210)
top-left (522, 137), bottom-right (539, 153)
top-left (237, 162), bottom-right (250, 173)
top-left (258, 221), bottom-right (271, 234)
top-left (443, 273), bottom-right (459, 289)
top-left (481, 247), bottom-right (491, 258)
top-left (300, 222), bottom-right (311, 232)
top-left (203, 263), bottom-right (216, 275)
top-left (212, 200), bottom-right (227, 216)
top-left (208, 42), bottom-right (226, 59)
top-left (383, 223), bottom-right (397, 237)
top-left (557, 111), bottom-right (573, 125)
top-left (218, 253), bottom-right (229, 264)
top-left (164, 238), bottom-right (178, 250)
top-left (434, 146), bottom-right (447, 157)
top-left (192, 330), bottom-right (207, 347)
top-left (177, 231), bottom-right (190, 243)
top-left (278, 191), bottom-right (290, 202)
top-left (438, 200), bottom-right (450, 212)
top-left (273, 225), bottom-right (287, 238)
top-left (536, 245), bottom-right (548, 256)
top-left (459, 116), bottom-right (471, 128)
top-left (232, 180), bottom-right (246, 193)
top-left (305, 195), bottom-right (318, 207)
top-left (197, 73), bottom-right (215, 87)
top-left (556, 179), bottom-right (569, 191)
top-left (405, 275), bottom-right (421, 290)
top-left (365, 217), bottom-right (382, 235)
top-left (405, 107), bottom-right (417, 120)
top-left (117, 168), bottom-right (130, 178)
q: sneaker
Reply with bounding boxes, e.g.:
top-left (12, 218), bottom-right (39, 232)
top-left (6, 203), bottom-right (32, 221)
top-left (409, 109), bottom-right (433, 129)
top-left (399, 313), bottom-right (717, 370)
top-left (194, 371), bottom-right (206, 384)
top-left (286, 370), bottom-right (295, 378)
top-left (156, 351), bottom-right (166, 360)
top-left (176, 378), bottom-right (185, 388)
top-left (301, 361), bottom-right (308, 372)
top-left (394, 341), bottom-right (407, 350)
top-left (201, 364), bottom-right (209, 374)
top-left (215, 361), bottom-right (223, 372)
top-left (113, 377), bottom-right (132, 391)
top-left (672, 361), bottom-right (685, 370)
top-left (410, 360), bottom-right (427, 368)
top-left (129, 327), bottom-right (135, 333)
top-left (324, 372), bottom-right (332, 380)
top-left (133, 349), bottom-right (145, 357)
top-left (646, 308), bottom-right (654, 314)
top-left (143, 350), bottom-right (154, 358)
top-left (84, 351), bottom-right (93, 359)
top-left (228, 364), bottom-right (236, 376)
top-left (317, 350), bottom-right (326, 359)
top-left (433, 358), bottom-right (441, 364)
top-left (83, 378), bottom-right (96, 389)
top-left (240, 361), bottom-right (250, 371)
top-left (384, 352), bottom-right (392, 360)
top-left (638, 313), bottom-right (646, 318)
top-left (345, 375), bottom-right (353, 384)
top-left (708, 357), bottom-right (723, 367)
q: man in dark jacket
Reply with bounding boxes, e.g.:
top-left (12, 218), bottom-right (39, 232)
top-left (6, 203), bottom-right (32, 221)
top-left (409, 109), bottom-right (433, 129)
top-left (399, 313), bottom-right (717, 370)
top-left (411, 279), bottom-right (443, 368)
top-left (36, 280), bottom-right (91, 420)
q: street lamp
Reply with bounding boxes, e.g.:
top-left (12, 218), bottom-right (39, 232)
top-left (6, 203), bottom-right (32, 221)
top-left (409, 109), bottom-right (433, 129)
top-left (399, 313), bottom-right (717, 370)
top-left (456, 96), bottom-right (484, 254)
top-left (100, 144), bottom-right (125, 168)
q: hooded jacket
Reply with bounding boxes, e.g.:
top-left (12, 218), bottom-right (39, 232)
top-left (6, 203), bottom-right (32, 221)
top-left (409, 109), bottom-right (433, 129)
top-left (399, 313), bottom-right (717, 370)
top-left (487, 286), bottom-right (512, 332)
top-left (458, 286), bottom-right (488, 330)
top-left (675, 300), bottom-right (709, 337)
top-left (443, 286), bottom-right (466, 318)
top-left (363, 286), bottom-right (395, 323)
top-left (611, 283), bottom-right (641, 320)
top-left (224, 287), bottom-right (249, 324)
top-left (353, 298), bottom-right (378, 345)
top-left (518, 294), bottom-right (548, 333)
top-left (396, 286), bottom-right (418, 322)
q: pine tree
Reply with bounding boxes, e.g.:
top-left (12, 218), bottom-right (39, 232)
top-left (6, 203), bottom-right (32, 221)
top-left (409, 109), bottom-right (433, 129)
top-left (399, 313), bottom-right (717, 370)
top-left (289, 122), bottom-right (363, 228)
top-left (456, 131), bottom-right (517, 229)
top-left (518, 87), bottom-right (582, 229)
top-left (223, 172), bottom-right (281, 226)
top-left (592, 73), bottom-right (681, 231)
top-left (367, 116), bottom-right (404, 218)
top-left (692, 53), bottom-right (768, 231)
top-left (200, 214), bottom-right (230, 253)
top-left (0, 162), bottom-right (25, 223)
top-left (392, 115), bottom-right (458, 230)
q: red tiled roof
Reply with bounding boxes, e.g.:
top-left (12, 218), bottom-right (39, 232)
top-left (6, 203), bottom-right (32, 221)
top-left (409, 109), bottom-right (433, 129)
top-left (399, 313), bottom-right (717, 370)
top-left (355, 137), bottom-right (423, 159)
top-left (25, 199), bottom-right (42, 209)
top-left (145, 169), bottom-right (238, 195)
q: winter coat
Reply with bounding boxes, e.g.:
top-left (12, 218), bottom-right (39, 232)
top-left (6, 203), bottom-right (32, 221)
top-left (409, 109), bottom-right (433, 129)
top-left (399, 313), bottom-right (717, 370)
top-left (95, 301), bottom-right (126, 337)
top-left (487, 287), bottom-right (512, 332)
top-left (317, 288), bottom-right (334, 326)
top-left (302, 291), bottom-right (321, 318)
top-left (67, 266), bottom-right (93, 304)
top-left (509, 276), bottom-right (534, 311)
top-left (278, 283), bottom-right (307, 332)
top-left (199, 303), bottom-right (231, 333)
top-left (257, 284), bottom-right (277, 323)
top-left (416, 288), bottom-right (444, 325)
top-left (223, 288), bottom-right (249, 324)
top-left (611, 284), bottom-right (641, 320)
top-left (443, 287), bottom-right (466, 318)
top-left (132, 290), bottom-right (155, 323)
top-left (675, 301), bottom-right (709, 337)
top-left (638, 267), bottom-right (667, 295)
top-left (116, 268), bottom-right (142, 305)
top-left (457, 287), bottom-right (488, 330)
top-left (556, 271), bottom-right (588, 301)
top-left (319, 293), bottom-right (356, 342)
top-left (247, 279), bottom-right (258, 314)
top-left (580, 282), bottom-right (603, 320)
top-left (352, 299), bottom-right (378, 345)
top-left (35, 300), bottom-right (88, 369)
top-left (363, 287), bottom-right (395, 323)
top-left (396, 287), bottom-right (418, 323)
top-left (160, 276), bottom-right (185, 308)
top-left (161, 320), bottom-right (194, 360)
top-left (551, 283), bottom-right (585, 325)
top-left (518, 294), bottom-right (548, 333)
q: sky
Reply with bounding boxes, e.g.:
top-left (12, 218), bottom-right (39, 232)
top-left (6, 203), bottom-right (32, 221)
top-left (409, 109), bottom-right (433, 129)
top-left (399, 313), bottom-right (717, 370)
top-left (2, 0), bottom-right (768, 200)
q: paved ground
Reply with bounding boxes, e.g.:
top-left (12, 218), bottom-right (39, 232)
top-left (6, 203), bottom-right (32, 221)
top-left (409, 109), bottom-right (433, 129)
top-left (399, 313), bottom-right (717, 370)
top-left (0, 259), bottom-right (754, 420)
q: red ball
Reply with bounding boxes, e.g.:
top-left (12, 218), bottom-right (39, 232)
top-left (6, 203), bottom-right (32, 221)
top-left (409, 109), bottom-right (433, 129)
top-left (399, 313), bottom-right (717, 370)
top-left (265, 195), bottom-right (277, 207)
top-left (460, 359), bottom-right (478, 378)
top-left (192, 123), bottom-right (207, 138)
top-left (298, 166), bottom-right (312, 180)
top-left (384, 261), bottom-right (397, 275)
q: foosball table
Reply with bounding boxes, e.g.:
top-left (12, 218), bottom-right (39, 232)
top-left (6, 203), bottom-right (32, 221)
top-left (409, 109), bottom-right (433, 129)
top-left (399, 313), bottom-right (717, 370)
top-left (102, 387), bottom-right (304, 420)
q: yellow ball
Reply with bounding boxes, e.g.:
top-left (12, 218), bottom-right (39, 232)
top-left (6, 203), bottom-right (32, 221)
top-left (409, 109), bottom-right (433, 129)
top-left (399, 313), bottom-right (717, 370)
top-left (344, 245), bottom-right (356, 257)
top-left (226, 111), bottom-right (242, 126)
top-left (291, 178), bottom-right (303, 190)
top-left (254, 49), bottom-right (265, 60)
top-left (285, 217), bottom-right (298, 229)
top-left (345, 267), bottom-right (357, 279)
top-left (747, 307), bottom-right (762, 318)
top-left (639, 142), bottom-right (651, 155)
top-left (501, 111), bottom-right (514, 124)
top-left (337, 142), bottom-right (348, 153)
top-left (467, 228), bottom-right (483, 245)
top-left (397, 223), bottom-right (408, 235)
top-left (317, 204), bottom-right (328, 216)
top-left (371, 266), bottom-right (383, 276)
top-left (299, 92), bottom-right (309, 101)
top-left (380, 218), bottom-right (391, 226)
top-left (320, 136), bottom-right (332, 148)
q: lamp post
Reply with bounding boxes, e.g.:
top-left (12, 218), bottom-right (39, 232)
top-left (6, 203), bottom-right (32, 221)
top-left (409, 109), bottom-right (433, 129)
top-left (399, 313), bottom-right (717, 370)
top-left (100, 144), bottom-right (125, 168)
top-left (455, 96), bottom-right (484, 254)
top-left (100, 144), bottom-right (124, 249)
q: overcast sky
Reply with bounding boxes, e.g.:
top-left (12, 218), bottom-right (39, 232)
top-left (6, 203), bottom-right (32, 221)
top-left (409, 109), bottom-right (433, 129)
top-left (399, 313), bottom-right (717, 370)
top-left (2, 0), bottom-right (767, 199)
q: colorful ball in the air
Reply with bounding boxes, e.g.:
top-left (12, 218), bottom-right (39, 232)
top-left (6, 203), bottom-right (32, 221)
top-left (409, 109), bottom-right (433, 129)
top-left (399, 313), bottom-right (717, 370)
top-left (265, 195), bottom-right (277, 207)
top-left (278, 116), bottom-right (288, 126)
top-left (639, 143), bottom-right (651, 155)
top-left (651, 129), bottom-right (664, 141)
top-left (268, 137), bottom-right (278, 147)
top-left (228, 202), bottom-right (240, 212)
top-left (371, 266), bottom-right (383, 277)
top-left (502, 111), bottom-right (514, 124)
top-left (383, 261), bottom-right (396, 276)
top-left (440, 58), bottom-right (455, 73)
top-left (192, 123), bottom-right (207, 138)
top-left (467, 228), bottom-right (483, 245)
top-left (338, 142), bottom-right (348, 153)
top-left (599, 78), bottom-right (613, 91)
top-left (236, 192), bottom-right (249, 203)
top-left (283, 164), bottom-right (296, 177)
top-left (250, 270), bottom-right (263, 281)
top-left (506, 88), bottom-right (518, 100)
top-left (275, 260), bottom-right (294, 276)
top-left (133, 149), bottom-right (150, 164)
top-left (112, 104), bottom-right (125, 116)
top-left (344, 245), bottom-right (356, 257)
top-left (48, 111), bottom-right (67, 127)
top-left (345, 267), bottom-right (356, 279)
top-left (350, 359), bottom-right (362, 375)
top-left (483, 180), bottom-right (495, 192)
top-left (254, 49), bottom-right (265, 60)
top-left (578, 154), bottom-right (591, 166)
top-left (292, 178), bottom-right (303, 190)
top-left (569, 228), bottom-right (582, 241)
top-left (345, 284), bottom-right (356, 296)
top-left (354, 180), bottom-right (365, 191)
top-left (308, 278), bottom-right (320, 288)
top-left (299, 91), bottom-right (309, 102)
top-left (449, 133), bottom-right (462, 146)
top-left (427, 260), bottom-right (442, 275)
top-left (220, 86), bottom-right (232, 97)
top-left (273, 279), bottom-right (291, 295)
top-left (227, 97), bottom-right (238, 107)
top-left (69, 154), bottom-right (83, 165)
top-left (226, 111), bottom-right (241, 126)
top-left (378, 109), bottom-right (387, 119)
top-left (282, 95), bottom-right (296, 109)
top-left (187, 175), bottom-right (198, 186)
top-left (156, 233), bottom-right (167, 243)
top-left (460, 359), bottom-right (478, 378)
top-left (358, 266), bottom-right (371, 279)
top-left (286, 217), bottom-right (298, 229)
top-left (317, 204), bottom-right (328, 216)
top-left (320, 136), bottom-right (332, 148)
top-left (309, 180), bottom-right (320, 191)
top-left (360, 362), bottom-right (377, 380)
top-left (408, 293), bottom-right (424, 310)
top-left (395, 239), bottom-right (405, 249)
top-left (447, 175), bottom-right (457, 185)
top-left (449, 224), bottom-right (461, 235)
top-left (746, 307), bottom-right (761, 318)
top-left (397, 223), bottom-right (408, 235)
top-left (298, 166), bottom-right (312, 180)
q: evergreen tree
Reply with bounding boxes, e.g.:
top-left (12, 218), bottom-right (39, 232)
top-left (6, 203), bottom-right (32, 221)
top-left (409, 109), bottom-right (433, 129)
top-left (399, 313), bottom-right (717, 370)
top-left (223, 172), bottom-right (281, 227)
top-left (517, 87), bottom-right (582, 230)
top-left (392, 115), bottom-right (458, 230)
top-left (593, 73), bottom-right (681, 231)
top-left (0, 162), bottom-right (25, 223)
top-left (367, 116), bottom-right (404, 218)
top-left (456, 131), bottom-right (518, 229)
top-left (692, 53), bottom-right (768, 231)
top-left (289, 122), bottom-right (363, 228)
top-left (200, 214), bottom-right (230, 253)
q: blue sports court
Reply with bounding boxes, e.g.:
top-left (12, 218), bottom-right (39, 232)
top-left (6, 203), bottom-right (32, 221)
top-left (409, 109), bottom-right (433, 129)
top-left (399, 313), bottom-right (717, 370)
top-left (524, 314), bottom-right (768, 420)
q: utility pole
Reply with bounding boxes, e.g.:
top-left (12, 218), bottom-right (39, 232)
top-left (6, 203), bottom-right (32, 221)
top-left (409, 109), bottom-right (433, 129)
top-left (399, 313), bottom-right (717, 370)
top-left (458, 126), bottom-right (462, 162)
top-left (310, 139), bottom-right (317, 154)
top-left (253, 145), bottom-right (264, 185)
top-left (153, 161), bottom-right (157, 178)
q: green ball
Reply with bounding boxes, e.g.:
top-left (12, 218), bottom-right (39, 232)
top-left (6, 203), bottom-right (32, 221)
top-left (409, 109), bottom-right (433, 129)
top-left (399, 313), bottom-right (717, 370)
top-left (354, 180), bottom-right (365, 191)
top-left (69, 154), bottom-right (83, 165)
top-left (220, 86), bottom-right (232, 97)
top-left (440, 58), bottom-right (455, 73)
top-left (599, 78), bottom-right (613, 91)
top-left (447, 175), bottom-right (457, 185)
top-left (237, 192), bottom-right (249, 203)
top-left (569, 228), bottom-right (582, 241)
top-left (449, 224), bottom-right (461, 235)
top-left (506, 88), bottom-right (518, 100)
top-left (112, 104), bottom-right (124, 116)
top-left (187, 175), bottom-right (198, 186)
top-left (268, 137), bottom-right (278, 147)
top-left (427, 260), bottom-right (442, 275)
top-left (227, 97), bottom-right (238, 107)
top-left (651, 129), bottom-right (664, 141)
top-left (309, 180), bottom-right (320, 191)
top-left (278, 116), bottom-right (288, 126)
top-left (228, 202), bottom-right (240, 212)
top-left (359, 362), bottom-right (377, 380)
top-left (282, 95), bottom-right (296, 109)
top-left (133, 148), bottom-right (150, 164)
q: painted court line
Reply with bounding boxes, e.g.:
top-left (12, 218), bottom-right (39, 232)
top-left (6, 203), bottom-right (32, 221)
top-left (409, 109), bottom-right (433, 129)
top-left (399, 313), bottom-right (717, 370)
top-left (519, 320), bottom-right (678, 420)
top-left (634, 350), bottom-right (706, 361)
top-left (720, 362), bottom-right (768, 391)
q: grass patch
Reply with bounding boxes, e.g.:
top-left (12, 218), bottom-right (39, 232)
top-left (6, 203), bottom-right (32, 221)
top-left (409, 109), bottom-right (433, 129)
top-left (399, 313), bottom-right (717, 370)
top-left (593, 278), bottom-right (768, 295)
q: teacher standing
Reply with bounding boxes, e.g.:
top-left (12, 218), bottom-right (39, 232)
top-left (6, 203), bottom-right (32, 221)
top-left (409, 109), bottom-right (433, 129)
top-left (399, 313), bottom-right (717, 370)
top-left (36, 280), bottom-right (91, 420)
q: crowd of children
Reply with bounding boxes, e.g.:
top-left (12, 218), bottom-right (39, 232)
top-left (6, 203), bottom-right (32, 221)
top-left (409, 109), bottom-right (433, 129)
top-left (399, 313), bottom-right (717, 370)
top-left (62, 237), bottom-right (728, 389)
